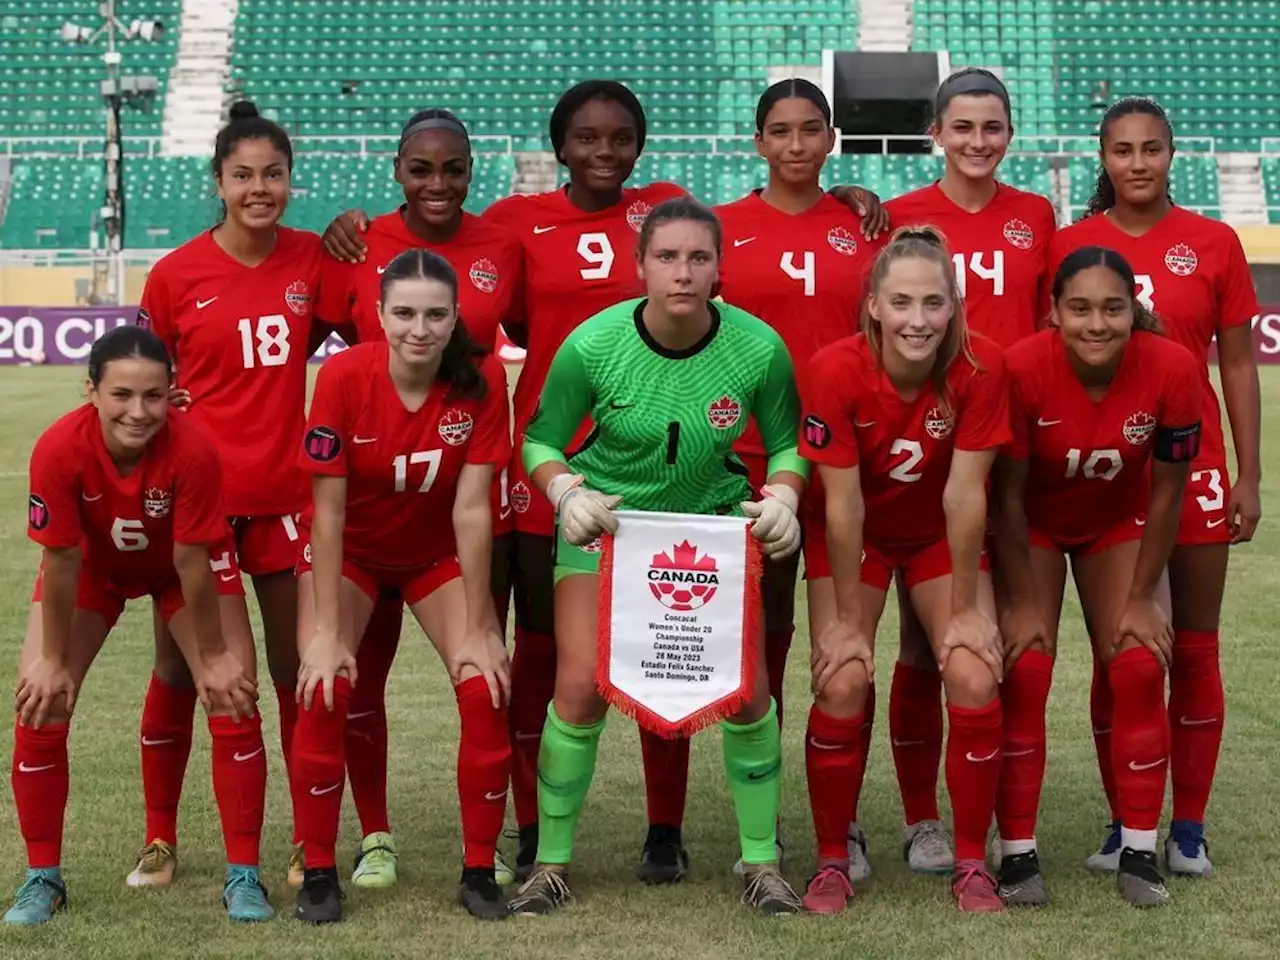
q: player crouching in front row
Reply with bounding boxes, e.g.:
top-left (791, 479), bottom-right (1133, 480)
top-left (290, 249), bottom-right (513, 923)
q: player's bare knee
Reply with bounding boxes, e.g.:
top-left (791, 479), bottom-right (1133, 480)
top-left (941, 650), bottom-right (998, 708)
top-left (553, 679), bottom-right (606, 725)
top-left (816, 660), bottom-right (871, 716)
top-left (152, 655), bottom-right (194, 689)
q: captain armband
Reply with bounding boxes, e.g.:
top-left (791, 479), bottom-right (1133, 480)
top-left (1153, 422), bottom-right (1201, 464)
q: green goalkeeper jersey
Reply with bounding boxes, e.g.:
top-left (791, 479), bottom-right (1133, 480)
top-left (523, 298), bottom-right (807, 515)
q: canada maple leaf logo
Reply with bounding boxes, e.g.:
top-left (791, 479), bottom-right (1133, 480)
top-left (647, 540), bottom-right (720, 611)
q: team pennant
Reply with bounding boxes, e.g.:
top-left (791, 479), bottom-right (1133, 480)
top-left (596, 510), bottom-right (762, 738)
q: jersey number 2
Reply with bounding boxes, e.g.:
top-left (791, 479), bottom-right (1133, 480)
top-left (888, 439), bottom-right (924, 483)
top-left (237, 315), bottom-right (291, 368)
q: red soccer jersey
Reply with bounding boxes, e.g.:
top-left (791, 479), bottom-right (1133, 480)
top-left (140, 227), bottom-right (324, 517)
top-left (1005, 329), bottom-right (1202, 546)
top-left (886, 182), bottom-right (1057, 347)
top-left (799, 333), bottom-right (1010, 550)
top-left (299, 342), bottom-right (510, 569)
top-left (484, 181), bottom-right (687, 429)
top-left (28, 405), bottom-right (228, 588)
top-left (1050, 207), bottom-right (1258, 470)
top-left (716, 190), bottom-right (883, 456)
top-left (315, 210), bottom-right (523, 352)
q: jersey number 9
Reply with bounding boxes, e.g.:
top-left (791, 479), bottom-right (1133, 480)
top-left (578, 233), bottom-right (615, 281)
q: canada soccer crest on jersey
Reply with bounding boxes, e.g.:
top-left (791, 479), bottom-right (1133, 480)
top-left (284, 279), bottom-right (311, 316)
top-left (144, 487), bottom-right (172, 519)
top-left (1123, 411), bottom-right (1157, 446)
top-left (1164, 243), bottom-right (1198, 277)
top-left (707, 395), bottom-right (742, 430)
top-left (469, 257), bottom-right (499, 294)
top-left (626, 200), bottom-right (653, 233)
top-left (438, 408), bottom-right (474, 446)
top-left (648, 540), bottom-right (719, 612)
top-left (925, 406), bottom-right (954, 440)
top-left (1003, 218), bottom-right (1034, 251)
top-left (509, 480), bottom-right (531, 514)
top-left (827, 226), bottom-right (858, 256)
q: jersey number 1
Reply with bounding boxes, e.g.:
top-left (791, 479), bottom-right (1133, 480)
top-left (237, 315), bottom-right (291, 369)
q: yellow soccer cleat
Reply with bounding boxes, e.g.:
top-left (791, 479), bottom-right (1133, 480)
top-left (126, 839), bottom-right (177, 888)
top-left (287, 842), bottom-right (306, 889)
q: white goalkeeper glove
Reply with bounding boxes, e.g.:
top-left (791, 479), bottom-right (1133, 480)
top-left (740, 483), bottom-right (801, 559)
top-left (546, 473), bottom-right (623, 546)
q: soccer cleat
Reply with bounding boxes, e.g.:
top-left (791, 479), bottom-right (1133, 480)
top-left (903, 819), bottom-right (955, 874)
top-left (846, 822), bottom-right (871, 884)
top-left (508, 865), bottom-right (572, 917)
top-left (458, 867), bottom-right (509, 921)
top-left (514, 825), bottom-right (538, 883)
top-left (1165, 821), bottom-right (1213, 877)
top-left (1117, 848), bottom-right (1173, 908)
top-left (988, 830), bottom-right (1002, 870)
top-left (4, 869), bottom-right (67, 926)
top-left (801, 865), bottom-right (854, 915)
top-left (494, 850), bottom-right (516, 887)
top-left (351, 832), bottom-right (398, 890)
top-left (1085, 820), bottom-right (1122, 873)
top-left (636, 824), bottom-right (689, 886)
top-left (294, 867), bottom-right (344, 924)
top-left (997, 851), bottom-right (1050, 908)
top-left (952, 860), bottom-right (1005, 913)
top-left (287, 842), bottom-right (306, 889)
top-left (734, 820), bottom-right (784, 877)
top-left (126, 839), bottom-right (177, 888)
top-left (741, 864), bottom-right (802, 915)
top-left (222, 865), bottom-right (274, 922)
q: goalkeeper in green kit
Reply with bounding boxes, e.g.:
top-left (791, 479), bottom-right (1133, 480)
top-left (509, 198), bottom-right (808, 916)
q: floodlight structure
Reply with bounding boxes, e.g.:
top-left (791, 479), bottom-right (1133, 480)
top-left (58, 2), bottom-right (165, 304)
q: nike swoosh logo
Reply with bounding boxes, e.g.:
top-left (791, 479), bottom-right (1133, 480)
top-left (18, 762), bottom-right (55, 773)
top-left (220, 572), bottom-right (238, 582)
top-left (233, 747), bottom-right (264, 762)
top-left (484, 790), bottom-right (507, 801)
top-left (1037, 418), bottom-right (1061, 427)
top-left (513, 731), bottom-right (541, 741)
top-left (891, 738), bottom-right (925, 747)
top-left (377, 266), bottom-right (387, 274)
top-left (532, 225), bottom-right (557, 234)
top-left (1004, 747), bottom-right (1035, 758)
top-left (310, 782), bottom-right (342, 796)
top-left (1128, 758), bottom-right (1165, 771)
top-left (196, 297), bottom-right (218, 310)
top-left (1135, 518), bottom-right (1147, 526)
top-left (733, 237), bottom-right (757, 247)
top-left (1178, 716), bottom-right (1218, 727)
top-left (82, 492), bottom-right (103, 502)
top-left (353, 436), bottom-right (377, 444)
top-left (141, 736), bottom-right (175, 746)
top-left (747, 761), bottom-right (781, 781)
top-left (1206, 518), bottom-right (1225, 528)
top-left (1092, 725), bottom-right (1111, 735)
top-left (347, 710), bottom-right (375, 720)
top-left (854, 421), bottom-right (876, 428)
top-left (965, 749), bottom-right (1000, 763)
top-left (609, 402), bottom-right (634, 410)
top-left (808, 737), bottom-right (843, 751)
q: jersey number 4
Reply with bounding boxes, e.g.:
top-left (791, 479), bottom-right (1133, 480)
top-left (393, 450), bottom-right (442, 493)
top-left (237, 315), bottom-right (291, 369)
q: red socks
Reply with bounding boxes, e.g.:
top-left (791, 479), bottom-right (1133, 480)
top-left (765, 628), bottom-right (794, 727)
top-left (1108, 647), bottom-right (1170, 831)
top-left (945, 699), bottom-right (1002, 862)
top-left (139, 673), bottom-right (197, 846)
top-left (1089, 654), bottom-right (1120, 820)
top-left (346, 597), bottom-right (402, 836)
top-left (11, 721), bottom-right (70, 868)
top-left (508, 628), bottom-right (556, 830)
top-left (290, 676), bottom-right (351, 869)
top-left (639, 731), bottom-right (690, 828)
top-left (208, 712), bottom-right (267, 866)
top-left (890, 661), bottom-right (943, 824)
top-left (996, 651), bottom-right (1053, 843)
top-left (806, 706), bottom-right (866, 861)
top-left (456, 676), bottom-right (511, 869)
top-left (1169, 629), bottom-right (1223, 823)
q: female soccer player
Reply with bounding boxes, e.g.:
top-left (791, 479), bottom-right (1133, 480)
top-left (1053, 98), bottom-right (1261, 877)
top-left (291, 249), bottom-right (512, 923)
top-left (7, 326), bottom-right (265, 925)
top-left (314, 107), bottom-right (524, 888)
top-left (714, 77), bottom-right (884, 882)
top-left (993, 247), bottom-right (1201, 907)
top-left (882, 68), bottom-right (1058, 874)
top-left (508, 198), bottom-right (806, 916)
top-left (798, 226), bottom-right (1010, 915)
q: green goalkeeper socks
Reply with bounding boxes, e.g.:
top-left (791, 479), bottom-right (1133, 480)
top-left (535, 705), bottom-right (605, 866)
top-left (721, 698), bottom-right (782, 866)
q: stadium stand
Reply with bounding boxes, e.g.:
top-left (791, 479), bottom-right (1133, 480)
top-left (1262, 157), bottom-right (1280, 225)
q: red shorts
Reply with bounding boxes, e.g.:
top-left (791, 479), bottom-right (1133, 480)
top-left (861, 538), bottom-right (989, 591)
top-left (1031, 514), bottom-right (1145, 558)
top-left (492, 465), bottom-right (514, 537)
top-left (1176, 460), bottom-right (1232, 547)
top-left (31, 537), bottom-right (244, 629)
top-left (508, 451), bottom-right (553, 537)
top-left (231, 514), bottom-right (302, 577)
top-left (296, 542), bottom-right (460, 606)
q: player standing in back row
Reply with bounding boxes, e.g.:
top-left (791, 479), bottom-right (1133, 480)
top-left (1051, 97), bottom-right (1261, 878)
